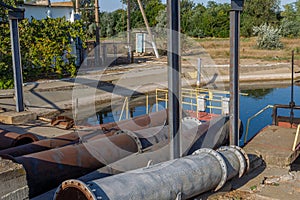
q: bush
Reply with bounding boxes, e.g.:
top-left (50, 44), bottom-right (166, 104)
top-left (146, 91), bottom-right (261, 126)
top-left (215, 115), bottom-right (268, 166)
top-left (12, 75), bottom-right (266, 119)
top-left (253, 23), bottom-right (283, 49)
top-left (0, 17), bottom-right (86, 89)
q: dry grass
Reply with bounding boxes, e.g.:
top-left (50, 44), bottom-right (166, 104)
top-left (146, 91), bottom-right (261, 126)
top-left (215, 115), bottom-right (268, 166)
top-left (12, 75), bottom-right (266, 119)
top-left (196, 37), bottom-right (300, 65)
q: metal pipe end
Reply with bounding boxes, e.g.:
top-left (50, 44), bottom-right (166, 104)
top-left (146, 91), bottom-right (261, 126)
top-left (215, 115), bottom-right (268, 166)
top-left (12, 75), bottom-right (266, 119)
top-left (217, 145), bottom-right (249, 178)
top-left (54, 179), bottom-right (96, 200)
top-left (12, 133), bottom-right (39, 147)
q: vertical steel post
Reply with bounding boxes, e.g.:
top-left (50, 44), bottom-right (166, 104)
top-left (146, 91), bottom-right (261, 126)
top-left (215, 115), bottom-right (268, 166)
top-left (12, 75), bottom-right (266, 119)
top-left (94, 0), bottom-right (100, 66)
top-left (197, 58), bottom-right (201, 87)
top-left (229, 1), bottom-right (243, 146)
top-left (168, 0), bottom-right (181, 159)
top-left (8, 10), bottom-right (24, 112)
top-left (290, 50), bottom-right (295, 126)
top-left (127, 0), bottom-right (133, 63)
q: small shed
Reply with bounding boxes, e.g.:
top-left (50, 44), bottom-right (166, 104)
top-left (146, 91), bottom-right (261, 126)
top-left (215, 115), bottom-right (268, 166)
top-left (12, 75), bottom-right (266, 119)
top-left (21, 1), bottom-right (74, 22)
top-left (134, 30), bottom-right (155, 54)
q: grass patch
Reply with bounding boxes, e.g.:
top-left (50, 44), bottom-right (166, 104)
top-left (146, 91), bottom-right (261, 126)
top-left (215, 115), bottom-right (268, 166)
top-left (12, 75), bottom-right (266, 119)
top-left (195, 37), bottom-right (300, 64)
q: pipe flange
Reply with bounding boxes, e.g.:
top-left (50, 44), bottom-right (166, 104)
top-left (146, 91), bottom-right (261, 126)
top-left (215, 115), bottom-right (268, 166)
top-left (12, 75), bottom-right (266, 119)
top-left (193, 148), bottom-right (227, 191)
top-left (182, 117), bottom-right (201, 131)
top-left (54, 179), bottom-right (96, 200)
top-left (182, 117), bottom-right (201, 124)
top-left (114, 130), bottom-right (125, 135)
top-left (230, 145), bottom-right (250, 173)
top-left (217, 146), bottom-right (246, 178)
top-left (123, 130), bottom-right (143, 153)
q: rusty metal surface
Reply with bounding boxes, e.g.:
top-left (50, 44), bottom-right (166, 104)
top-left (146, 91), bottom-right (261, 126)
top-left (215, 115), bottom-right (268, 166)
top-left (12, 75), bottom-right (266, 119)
top-left (10, 133), bottom-right (138, 197)
top-left (0, 111), bottom-right (167, 157)
top-left (0, 129), bottom-right (39, 150)
top-left (51, 116), bottom-right (74, 130)
top-left (100, 109), bottom-right (167, 131)
top-left (0, 131), bottom-right (92, 157)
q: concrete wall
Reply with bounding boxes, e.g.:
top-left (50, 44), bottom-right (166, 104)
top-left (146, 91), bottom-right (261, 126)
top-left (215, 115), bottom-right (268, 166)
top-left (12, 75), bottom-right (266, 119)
top-left (0, 158), bottom-right (28, 200)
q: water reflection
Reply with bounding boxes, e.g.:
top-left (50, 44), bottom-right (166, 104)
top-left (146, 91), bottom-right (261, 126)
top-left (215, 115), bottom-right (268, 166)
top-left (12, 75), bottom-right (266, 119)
top-left (86, 85), bottom-right (300, 145)
top-left (242, 88), bottom-right (274, 99)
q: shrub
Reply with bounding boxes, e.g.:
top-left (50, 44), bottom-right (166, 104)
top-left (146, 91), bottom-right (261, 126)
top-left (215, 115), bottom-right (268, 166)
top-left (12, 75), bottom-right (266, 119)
top-left (253, 23), bottom-right (283, 49)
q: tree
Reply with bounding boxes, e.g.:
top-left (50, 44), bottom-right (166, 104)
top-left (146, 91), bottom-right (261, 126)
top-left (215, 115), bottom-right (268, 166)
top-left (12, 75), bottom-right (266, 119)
top-left (280, 1), bottom-right (300, 37)
top-left (121, 0), bottom-right (165, 29)
top-left (201, 1), bottom-right (230, 37)
top-left (241, 0), bottom-right (280, 37)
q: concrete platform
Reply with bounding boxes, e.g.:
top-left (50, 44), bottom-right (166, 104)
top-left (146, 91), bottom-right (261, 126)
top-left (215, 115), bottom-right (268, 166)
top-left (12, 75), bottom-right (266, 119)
top-left (244, 125), bottom-right (300, 167)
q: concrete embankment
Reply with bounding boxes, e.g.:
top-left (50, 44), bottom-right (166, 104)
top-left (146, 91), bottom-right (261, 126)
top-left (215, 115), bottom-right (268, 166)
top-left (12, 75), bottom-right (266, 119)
top-left (0, 62), bottom-right (298, 122)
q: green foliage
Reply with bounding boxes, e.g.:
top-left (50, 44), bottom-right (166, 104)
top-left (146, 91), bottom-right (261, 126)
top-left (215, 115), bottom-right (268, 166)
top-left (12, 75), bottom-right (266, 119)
top-left (100, 9), bottom-right (127, 37)
top-left (241, 0), bottom-right (280, 37)
top-left (201, 2), bottom-right (230, 37)
top-left (253, 23), bottom-right (283, 49)
top-left (0, 16), bottom-right (86, 89)
top-left (280, 2), bottom-right (300, 37)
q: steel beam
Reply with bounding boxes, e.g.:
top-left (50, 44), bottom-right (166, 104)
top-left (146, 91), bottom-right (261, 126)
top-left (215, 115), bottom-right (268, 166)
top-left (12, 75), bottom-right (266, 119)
top-left (8, 10), bottom-right (24, 112)
top-left (168, 0), bottom-right (181, 159)
top-left (229, 0), bottom-right (243, 146)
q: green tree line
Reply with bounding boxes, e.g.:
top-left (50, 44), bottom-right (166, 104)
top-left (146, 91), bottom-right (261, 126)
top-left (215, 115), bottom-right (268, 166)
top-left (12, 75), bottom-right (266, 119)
top-left (98, 0), bottom-right (300, 38)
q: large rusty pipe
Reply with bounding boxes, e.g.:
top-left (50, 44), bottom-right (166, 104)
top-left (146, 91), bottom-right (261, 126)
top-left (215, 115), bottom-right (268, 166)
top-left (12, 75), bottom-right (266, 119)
top-left (0, 110), bottom-right (168, 157)
top-left (33, 116), bottom-right (229, 199)
top-left (0, 129), bottom-right (39, 150)
top-left (77, 116), bottom-right (229, 183)
top-left (7, 121), bottom-right (172, 197)
top-left (8, 133), bottom-right (138, 197)
top-left (0, 130), bottom-right (112, 157)
top-left (54, 146), bottom-right (248, 200)
top-left (100, 109), bottom-right (168, 131)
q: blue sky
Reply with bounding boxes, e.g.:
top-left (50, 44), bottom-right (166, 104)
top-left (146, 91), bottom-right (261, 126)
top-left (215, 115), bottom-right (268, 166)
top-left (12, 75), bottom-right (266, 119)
top-left (100, 0), bottom-right (297, 12)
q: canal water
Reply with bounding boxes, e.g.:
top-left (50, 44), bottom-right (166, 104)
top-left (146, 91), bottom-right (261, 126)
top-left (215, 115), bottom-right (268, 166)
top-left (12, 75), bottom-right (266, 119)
top-left (85, 85), bottom-right (300, 145)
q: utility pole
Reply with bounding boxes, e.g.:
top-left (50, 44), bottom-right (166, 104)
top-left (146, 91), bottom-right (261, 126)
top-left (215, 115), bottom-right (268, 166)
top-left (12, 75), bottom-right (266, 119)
top-left (75, 0), bottom-right (79, 14)
top-left (168, 0), bottom-right (181, 159)
top-left (94, 0), bottom-right (100, 66)
top-left (137, 0), bottom-right (159, 58)
top-left (127, 0), bottom-right (133, 63)
top-left (229, 0), bottom-right (244, 146)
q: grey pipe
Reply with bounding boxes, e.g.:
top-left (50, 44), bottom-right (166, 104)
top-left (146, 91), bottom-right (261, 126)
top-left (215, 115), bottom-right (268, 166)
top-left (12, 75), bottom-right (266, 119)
top-left (54, 145), bottom-right (248, 200)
